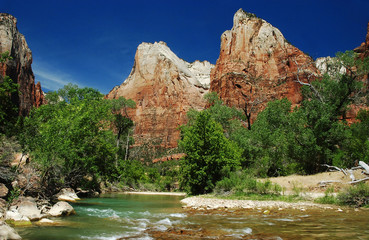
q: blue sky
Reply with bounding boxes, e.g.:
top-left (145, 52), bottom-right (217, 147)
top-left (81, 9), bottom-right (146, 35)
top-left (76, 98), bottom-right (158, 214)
top-left (2, 0), bottom-right (369, 94)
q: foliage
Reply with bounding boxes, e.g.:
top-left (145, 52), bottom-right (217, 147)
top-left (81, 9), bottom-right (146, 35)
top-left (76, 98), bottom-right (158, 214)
top-left (179, 111), bottom-right (242, 195)
top-left (21, 84), bottom-right (122, 193)
top-left (214, 170), bottom-right (282, 196)
top-left (0, 74), bottom-right (19, 135)
top-left (0, 135), bottom-right (21, 166)
top-left (315, 186), bottom-right (338, 205)
top-left (337, 183), bottom-right (369, 207)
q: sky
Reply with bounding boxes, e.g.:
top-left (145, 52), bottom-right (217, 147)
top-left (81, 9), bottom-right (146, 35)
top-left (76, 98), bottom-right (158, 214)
top-left (2, 0), bottom-right (369, 94)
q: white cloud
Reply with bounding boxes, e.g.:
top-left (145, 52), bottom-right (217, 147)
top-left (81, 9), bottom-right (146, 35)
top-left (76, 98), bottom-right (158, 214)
top-left (33, 63), bottom-right (84, 92)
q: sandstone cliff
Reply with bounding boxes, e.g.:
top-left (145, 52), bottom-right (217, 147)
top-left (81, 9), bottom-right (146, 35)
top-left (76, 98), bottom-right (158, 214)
top-left (210, 9), bottom-right (319, 124)
top-left (0, 13), bottom-right (44, 116)
top-left (106, 41), bottom-right (213, 148)
top-left (354, 22), bottom-right (369, 59)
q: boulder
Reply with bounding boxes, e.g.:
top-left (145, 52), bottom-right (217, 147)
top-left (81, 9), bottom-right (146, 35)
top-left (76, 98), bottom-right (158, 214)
top-left (55, 188), bottom-right (80, 202)
top-left (0, 184), bottom-right (8, 198)
top-left (0, 221), bottom-right (21, 240)
top-left (48, 201), bottom-right (75, 217)
top-left (0, 198), bottom-right (6, 220)
top-left (13, 197), bottom-right (41, 221)
top-left (5, 208), bottom-right (31, 226)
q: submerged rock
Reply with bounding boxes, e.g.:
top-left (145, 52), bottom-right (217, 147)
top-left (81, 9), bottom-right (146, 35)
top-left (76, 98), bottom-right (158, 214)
top-left (5, 208), bottom-right (31, 226)
top-left (48, 201), bottom-right (75, 217)
top-left (0, 221), bottom-right (21, 240)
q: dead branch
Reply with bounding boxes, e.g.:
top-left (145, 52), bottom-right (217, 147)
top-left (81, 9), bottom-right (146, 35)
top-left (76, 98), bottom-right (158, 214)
top-left (321, 164), bottom-right (347, 175)
top-left (349, 177), bottom-right (369, 184)
top-left (291, 57), bottom-right (325, 103)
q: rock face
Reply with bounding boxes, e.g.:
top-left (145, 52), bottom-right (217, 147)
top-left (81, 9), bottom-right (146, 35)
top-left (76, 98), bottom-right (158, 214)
top-left (354, 22), bottom-right (369, 59)
top-left (0, 13), bottom-right (44, 116)
top-left (107, 41), bottom-right (213, 148)
top-left (210, 9), bottom-right (319, 123)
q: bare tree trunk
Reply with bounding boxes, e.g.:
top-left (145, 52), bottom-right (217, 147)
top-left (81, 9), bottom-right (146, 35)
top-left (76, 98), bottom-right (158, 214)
top-left (124, 131), bottom-right (130, 161)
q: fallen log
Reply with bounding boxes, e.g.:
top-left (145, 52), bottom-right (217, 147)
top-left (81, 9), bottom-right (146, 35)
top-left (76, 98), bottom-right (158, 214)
top-left (359, 161), bottom-right (369, 175)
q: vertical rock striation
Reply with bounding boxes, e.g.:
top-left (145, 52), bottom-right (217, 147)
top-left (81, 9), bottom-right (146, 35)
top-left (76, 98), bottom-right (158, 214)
top-left (0, 13), bottom-right (44, 116)
top-left (106, 41), bottom-right (213, 148)
top-left (210, 9), bottom-right (319, 123)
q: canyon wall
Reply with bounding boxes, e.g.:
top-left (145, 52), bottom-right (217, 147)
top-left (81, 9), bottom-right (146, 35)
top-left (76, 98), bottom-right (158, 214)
top-left (210, 9), bottom-right (319, 123)
top-left (0, 13), bottom-right (44, 116)
top-left (107, 41), bottom-right (213, 148)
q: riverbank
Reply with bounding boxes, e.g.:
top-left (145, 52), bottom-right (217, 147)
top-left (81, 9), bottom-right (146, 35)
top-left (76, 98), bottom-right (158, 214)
top-left (123, 191), bottom-right (186, 196)
top-left (181, 196), bottom-right (335, 211)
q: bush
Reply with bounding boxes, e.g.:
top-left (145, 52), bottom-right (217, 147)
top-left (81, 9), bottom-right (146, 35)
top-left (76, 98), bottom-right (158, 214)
top-left (214, 171), bottom-right (282, 196)
top-left (179, 111), bottom-right (242, 195)
top-left (337, 183), bottom-right (369, 207)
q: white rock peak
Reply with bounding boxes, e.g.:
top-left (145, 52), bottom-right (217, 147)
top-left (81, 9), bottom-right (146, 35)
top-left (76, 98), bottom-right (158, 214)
top-left (125, 41), bottom-right (213, 89)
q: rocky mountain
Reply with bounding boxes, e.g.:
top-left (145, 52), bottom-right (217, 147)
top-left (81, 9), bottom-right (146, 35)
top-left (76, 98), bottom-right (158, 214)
top-left (210, 9), bottom-right (319, 124)
top-left (106, 41), bottom-right (213, 148)
top-left (0, 13), bottom-right (44, 116)
top-left (354, 22), bottom-right (369, 59)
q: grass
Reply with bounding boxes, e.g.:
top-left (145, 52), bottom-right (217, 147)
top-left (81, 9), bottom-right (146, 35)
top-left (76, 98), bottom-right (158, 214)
top-left (211, 192), bottom-right (304, 202)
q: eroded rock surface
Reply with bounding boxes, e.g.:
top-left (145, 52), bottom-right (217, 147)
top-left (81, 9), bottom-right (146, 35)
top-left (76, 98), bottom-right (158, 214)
top-left (107, 41), bottom-right (213, 148)
top-left (210, 9), bottom-right (319, 123)
top-left (0, 13), bottom-right (44, 116)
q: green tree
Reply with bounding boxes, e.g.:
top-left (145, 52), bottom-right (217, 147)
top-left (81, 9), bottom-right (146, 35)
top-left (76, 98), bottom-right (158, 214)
top-left (179, 111), bottom-right (242, 195)
top-left (293, 51), bottom-right (369, 172)
top-left (110, 97), bottom-right (136, 161)
top-left (22, 84), bottom-right (119, 193)
top-left (0, 51), bottom-right (19, 135)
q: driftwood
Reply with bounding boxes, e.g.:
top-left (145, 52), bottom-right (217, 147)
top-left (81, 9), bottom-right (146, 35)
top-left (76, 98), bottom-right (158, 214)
top-left (321, 162), bottom-right (369, 185)
top-left (321, 164), bottom-right (347, 175)
top-left (359, 161), bottom-right (369, 175)
top-left (349, 177), bottom-right (369, 184)
top-left (318, 180), bottom-right (341, 187)
top-left (347, 169), bottom-right (356, 182)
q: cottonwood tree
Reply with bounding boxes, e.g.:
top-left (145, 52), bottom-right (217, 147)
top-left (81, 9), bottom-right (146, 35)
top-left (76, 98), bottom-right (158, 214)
top-left (179, 111), bottom-right (242, 195)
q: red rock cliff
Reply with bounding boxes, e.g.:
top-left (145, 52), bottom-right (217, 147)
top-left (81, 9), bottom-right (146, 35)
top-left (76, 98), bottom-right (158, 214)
top-left (0, 13), bottom-right (44, 116)
top-left (106, 41), bottom-right (213, 148)
top-left (210, 9), bottom-right (319, 123)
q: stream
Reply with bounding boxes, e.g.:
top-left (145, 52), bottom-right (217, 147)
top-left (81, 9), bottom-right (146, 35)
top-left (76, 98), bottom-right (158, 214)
top-left (15, 193), bottom-right (369, 240)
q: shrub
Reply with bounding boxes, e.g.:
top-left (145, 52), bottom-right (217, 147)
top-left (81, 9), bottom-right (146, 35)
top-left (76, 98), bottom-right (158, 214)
top-left (337, 183), bottom-right (369, 207)
top-left (214, 171), bottom-right (282, 196)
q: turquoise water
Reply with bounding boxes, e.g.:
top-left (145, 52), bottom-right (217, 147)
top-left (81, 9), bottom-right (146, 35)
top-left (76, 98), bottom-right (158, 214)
top-left (16, 193), bottom-right (185, 240)
top-left (15, 193), bottom-right (369, 239)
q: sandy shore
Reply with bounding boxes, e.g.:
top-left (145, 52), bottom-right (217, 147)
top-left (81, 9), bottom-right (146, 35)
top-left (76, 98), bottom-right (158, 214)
top-left (181, 196), bottom-right (336, 210)
top-left (122, 191), bottom-right (187, 196)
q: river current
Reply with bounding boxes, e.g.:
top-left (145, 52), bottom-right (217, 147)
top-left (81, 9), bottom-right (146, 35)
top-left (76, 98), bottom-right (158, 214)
top-left (15, 193), bottom-right (369, 240)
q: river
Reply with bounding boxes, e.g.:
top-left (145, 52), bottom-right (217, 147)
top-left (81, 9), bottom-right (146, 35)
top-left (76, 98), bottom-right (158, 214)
top-left (15, 193), bottom-right (369, 239)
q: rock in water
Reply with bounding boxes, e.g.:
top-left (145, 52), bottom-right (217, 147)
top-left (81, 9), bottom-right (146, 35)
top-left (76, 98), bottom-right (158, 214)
top-left (210, 9), bottom-right (319, 124)
top-left (107, 41), bottom-right (213, 148)
top-left (0, 13), bottom-right (44, 116)
top-left (48, 201), bottom-right (75, 217)
top-left (0, 221), bottom-right (22, 240)
top-left (13, 197), bottom-right (42, 221)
